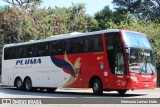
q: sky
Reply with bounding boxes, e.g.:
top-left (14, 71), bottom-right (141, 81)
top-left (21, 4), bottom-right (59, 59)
top-left (0, 0), bottom-right (114, 15)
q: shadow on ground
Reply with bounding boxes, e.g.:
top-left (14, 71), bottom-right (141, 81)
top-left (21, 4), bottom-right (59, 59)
top-left (0, 87), bottom-right (147, 98)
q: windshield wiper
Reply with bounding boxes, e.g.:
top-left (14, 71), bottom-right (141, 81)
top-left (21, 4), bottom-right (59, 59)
top-left (146, 58), bottom-right (154, 75)
top-left (139, 48), bottom-right (145, 74)
top-left (140, 55), bottom-right (154, 75)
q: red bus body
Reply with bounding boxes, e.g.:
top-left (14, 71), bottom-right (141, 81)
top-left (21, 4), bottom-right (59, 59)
top-left (55, 30), bottom-right (157, 91)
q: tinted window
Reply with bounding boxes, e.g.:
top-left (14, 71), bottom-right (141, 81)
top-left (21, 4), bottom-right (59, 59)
top-left (106, 32), bottom-right (123, 50)
top-left (50, 40), bottom-right (64, 55)
top-left (84, 34), bottom-right (103, 52)
top-left (10, 48), bottom-right (17, 59)
top-left (35, 42), bottom-right (49, 57)
top-left (17, 47), bottom-right (23, 59)
top-left (124, 32), bottom-right (151, 49)
top-left (23, 45), bottom-right (33, 58)
top-left (66, 37), bottom-right (83, 54)
top-left (4, 48), bottom-right (10, 60)
top-left (4, 47), bottom-right (17, 60)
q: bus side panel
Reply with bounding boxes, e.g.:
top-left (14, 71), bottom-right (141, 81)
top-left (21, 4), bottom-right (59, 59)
top-left (54, 51), bottom-right (113, 89)
top-left (2, 56), bottom-right (72, 88)
top-left (1, 69), bottom-right (9, 86)
top-left (37, 57), bottom-right (71, 87)
top-left (2, 60), bottom-right (15, 86)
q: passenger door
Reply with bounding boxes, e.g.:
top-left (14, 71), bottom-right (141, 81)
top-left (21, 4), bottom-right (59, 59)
top-left (105, 32), bottom-right (127, 89)
top-left (114, 52), bottom-right (127, 89)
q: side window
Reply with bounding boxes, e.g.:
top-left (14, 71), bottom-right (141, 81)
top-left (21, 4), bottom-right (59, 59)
top-left (4, 47), bottom-right (17, 60)
top-left (35, 43), bottom-right (49, 57)
top-left (66, 37), bottom-right (83, 54)
top-left (10, 48), bottom-right (17, 59)
top-left (106, 33), bottom-right (123, 50)
top-left (50, 40), bottom-right (64, 55)
top-left (23, 45), bottom-right (33, 58)
top-left (4, 48), bottom-right (10, 60)
top-left (84, 35), bottom-right (103, 52)
top-left (17, 47), bottom-right (23, 59)
top-left (106, 36), bottom-right (114, 50)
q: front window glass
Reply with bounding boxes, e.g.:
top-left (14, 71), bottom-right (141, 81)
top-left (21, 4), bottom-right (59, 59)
top-left (124, 32), bottom-right (151, 49)
top-left (129, 48), bottom-right (156, 74)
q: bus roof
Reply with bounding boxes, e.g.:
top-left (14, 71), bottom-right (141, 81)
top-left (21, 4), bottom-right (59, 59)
top-left (4, 29), bottom-right (121, 48)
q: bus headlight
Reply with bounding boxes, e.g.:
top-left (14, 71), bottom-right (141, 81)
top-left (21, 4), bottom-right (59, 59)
top-left (130, 76), bottom-right (138, 82)
top-left (153, 77), bottom-right (157, 82)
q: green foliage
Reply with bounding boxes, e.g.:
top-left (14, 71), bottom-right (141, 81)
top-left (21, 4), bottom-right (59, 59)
top-left (3, 0), bottom-right (42, 5)
top-left (50, 3), bottom-right (96, 34)
top-left (112, 0), bottom-right (160, 21)
top-left (112, 0), bottom-right (141, 13)
top-left (94, 6), bottom-right (126, 30)
top-left (0, 3), bottom-right (95, 44)
top-left (94, 6), bottom-right (113, 30)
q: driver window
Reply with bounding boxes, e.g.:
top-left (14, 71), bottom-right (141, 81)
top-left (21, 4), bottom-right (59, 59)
top-left (115, 53), bottom-right (125, 74)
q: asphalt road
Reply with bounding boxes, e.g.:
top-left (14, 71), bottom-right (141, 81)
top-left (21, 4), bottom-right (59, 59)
top-left (0, 85), bottom-right (160, 107)
top-left (0, 86), bottom-right (160, 98)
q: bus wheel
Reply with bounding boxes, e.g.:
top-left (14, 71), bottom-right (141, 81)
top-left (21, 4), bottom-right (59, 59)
top-left (46, 88), bottom-right (57, 92)
top-left (117, 90), bottom-right (127, 95)
top-left (15, 78), bottom-right (23, 90)
top-left (92, 78), bottom-right (103, 95)
top-left (24, 78), bottom-right (32, 92)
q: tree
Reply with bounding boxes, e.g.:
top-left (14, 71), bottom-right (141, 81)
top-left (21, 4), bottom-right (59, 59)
top-left (94, 5), bottom-right (127, 30)
top-left (112, 0), bottom-right (141, 13)
top-left (0, 7), bottom-right (7, 75)
top-left (94, 6), bottom-right (113, 30)
top-left (3, 0), bottom-right (42, 6)
top-left (3, 0), bottom-right (42, 10)
top-left (66, 3), bottom-right (96, 32)
top-left (139, 0), bottom-right (160, 21)
top-left (0, 3), bottom-right (96, 44)
top-left (48, 3), bottom-right (96, 34)
top-left (112, 0), bottom-right (160, 21)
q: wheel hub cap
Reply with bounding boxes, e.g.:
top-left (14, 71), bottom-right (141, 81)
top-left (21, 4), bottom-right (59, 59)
top-left (93, 83), bottom-right (98, 91)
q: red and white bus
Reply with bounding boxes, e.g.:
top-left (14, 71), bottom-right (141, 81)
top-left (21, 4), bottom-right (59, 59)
top-left (1, 29), bottom-right (157, 95)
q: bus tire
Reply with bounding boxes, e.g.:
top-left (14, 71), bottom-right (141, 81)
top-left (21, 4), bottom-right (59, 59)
top-left (46, 88), bottom-right (57, 92)
top-left (92, 78), bottom-right (103, 95)
top-left (24, 78), bottom-right (32, 92)
top-left (117, 90), bottom-right (127, 95)
top-left (15, 78), bottom-right (23, 90)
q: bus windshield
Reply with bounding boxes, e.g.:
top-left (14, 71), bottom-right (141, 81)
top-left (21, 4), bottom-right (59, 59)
top-left (123, 32), bottom-right (156, 74)
top-left (124, 32), bottom-right (151, 49)
top-left (128, 48), bottom-right (156, 74)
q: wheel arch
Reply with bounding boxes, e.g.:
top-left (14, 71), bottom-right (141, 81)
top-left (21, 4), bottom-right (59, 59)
top-left (89, 76), bottom-right (103, 88)
top-left (24, 76), bottom-right (31, 82)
